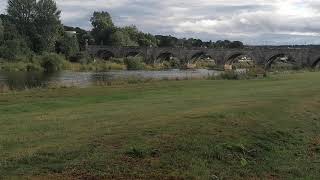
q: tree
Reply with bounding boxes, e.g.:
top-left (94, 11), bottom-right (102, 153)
top-left (110, 29), bottom-right (138, 47)
top-left (0, 14), bottom-right (21, 41)
top-left (33, 0), bottom-right (61, 52)
top-left (64, 25), bottom-right (90, 50)
top-left (0, 14), bottom-right (31, 60)
top-left (228, 41), bottom-right (244, 48)
top-left (7, 0), bottom-right (37, 37)
top-left (137, 33), bottom-right (157, 47)
top-left (7, 0), bottom-right (62, 53)
top-left (155, 35), bottom-right (178, 47)
top-left (91, 11), bottom-right (114, 30)
top-left (55, 32), bottom-right (79, 58)
top-left (90, 11), bottom-right (115, 45)
top-left (0, 39), bottom-right (30, 60)
top-left (0, 19), bottom-right (3, 44)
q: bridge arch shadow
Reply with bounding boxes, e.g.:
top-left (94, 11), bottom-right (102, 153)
top-left (225, 53), bottom-right (255, 70)
top-left (156, 52), bottom-right (177, 63)
top-left (97, 50), bottom-right (115, 60)
top-left (265, 53), bottom-right (296, 70)
top-left (312, 58), bottom-right (320, 69)
top-left (126, 51), bottom-right (142, 57)
top-left (191, 52), bottom-right (214, 63)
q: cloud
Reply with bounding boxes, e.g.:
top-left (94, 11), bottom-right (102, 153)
top-left (1, 0), bottom-right (320, 45)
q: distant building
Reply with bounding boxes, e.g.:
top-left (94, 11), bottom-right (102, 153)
top-left (65, 31), bottom-right (77, 37)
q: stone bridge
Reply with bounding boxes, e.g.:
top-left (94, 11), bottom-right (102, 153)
top-left (87, 45), bottom-right (320, 68)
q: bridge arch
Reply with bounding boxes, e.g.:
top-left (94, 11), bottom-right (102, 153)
top-left (97, 50), bottom-right (115, 60)
top-left (191, 52), bottom-right (213, 62)
top-left (224, 52), bottom-right (255, 70)
top-left (265, 53), bottom-right (296, 70)
top-left (156, 52), bottom-right (177, 62)
top-left (312, 58), bottom-right (320, 69)
top-left (126, 51), bottom-right (141, 57)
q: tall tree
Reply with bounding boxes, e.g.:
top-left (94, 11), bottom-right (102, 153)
top-left (34, 0), bottom-right (61, 52)
top-left (0, 14), bottom-right (31, 60)
top-left (0, 19), bottom-right (3, 44)
top-left (110, 29), bottom-right (138, 47)
top-left (90, 11), bottom-right (114, 45)
top-left (137, 33), bottom-right (157, 47)
top-left (7, 0), bottom-right (36, 37)
top-left (64, 25), bottom-right (90, 50)
top-left (7, 0), bottom-right (61, 53)
top-left (55, 32), bottom-right (79, 58)
top-left (155, 35), bottom-right (178, 47)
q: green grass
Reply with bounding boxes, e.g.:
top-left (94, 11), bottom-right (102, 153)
top-left (1, 72), bottom-right (320, 179)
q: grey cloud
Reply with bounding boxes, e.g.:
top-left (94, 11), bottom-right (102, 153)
top-left (1, 0), bottom-right (320, 45)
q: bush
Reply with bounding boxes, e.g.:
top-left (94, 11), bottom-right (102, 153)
top-left (220, 71), bottom-right (240, 80)
top-left (69, 52), bottom-right (93, 64)
top-left (38, 53), bottom-right (66, 72)
top-left (0, 39), bottom-right (31, 61)
top-left (26, 63), bottom-right (43, 71)
top-left (0, 62), bottom-right (27, 72)
top-left (109, 57), bottom-right (125, 64)
top-left (99, 62), bottom-right (126, 71)
top-left (247, 67), bottom-right (267, 78)
top-left (168, 57), bottom-right (181, 69)
top-left (74, 62), bottom-right (126, 72)
top-left (124, 56), bottom-right (145, 70)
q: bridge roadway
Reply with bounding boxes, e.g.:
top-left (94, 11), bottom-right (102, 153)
top-left (86, 45), bottom-right (320, 68)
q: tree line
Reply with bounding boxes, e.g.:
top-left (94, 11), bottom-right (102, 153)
top-left (0, 0), bottom-right (244, 62)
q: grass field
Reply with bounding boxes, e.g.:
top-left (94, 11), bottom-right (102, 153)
top-left (0, 72), bottom-right (320, 179)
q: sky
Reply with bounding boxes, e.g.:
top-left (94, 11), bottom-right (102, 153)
top-left (1, 0), bottom-right (320, 45)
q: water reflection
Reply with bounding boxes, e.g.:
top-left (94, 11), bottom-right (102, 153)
top-left (0, 72), bottom-right (54, 90)
top-left (0, 69), bottom-right (221, 90)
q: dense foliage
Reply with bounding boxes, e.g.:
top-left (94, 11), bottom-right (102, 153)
top-left (0, 19), bottom-right (3, 43)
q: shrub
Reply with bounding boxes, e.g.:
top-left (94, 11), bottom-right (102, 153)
top-left (169, 57), bottom-right (181, 69)
top-left (195, 60), bottom-right (216, 69)
top-left (124, 56), bottom-right (145, 70)
top-left (69, 52), bottom-right (93, 64)
top-left (0, 39), bottom-right (31, 61)
top-left (38, 53), bottom-right (66, 72)
top-left (220, 71), bottom-right (240, 80)
top-left (0, 55), bottom-right (43, 72)
top-left (99, 62), bottom-right (126, 71)
top-left (109, 57), bottom-right (125, 64)
top-left (26, 63), bottom-right (43, 71)
top-left (162, 61), bottom-right (171, 69)
top-left (0, 62), bottom-right (28, 72)
top-left (247, 67), bottom-right (267, 78)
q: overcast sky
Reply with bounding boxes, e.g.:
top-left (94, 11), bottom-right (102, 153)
top-left (1, 0), bottom-right (320, 45)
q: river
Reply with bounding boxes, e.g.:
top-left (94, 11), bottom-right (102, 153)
top-left (0, 69), bottom-right (222, 89)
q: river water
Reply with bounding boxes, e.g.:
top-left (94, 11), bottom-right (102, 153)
top-left (0, 69), bottom-right (221, 89)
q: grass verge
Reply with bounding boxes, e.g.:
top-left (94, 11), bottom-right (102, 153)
top-left (0, 72), bottom-right (320, 179)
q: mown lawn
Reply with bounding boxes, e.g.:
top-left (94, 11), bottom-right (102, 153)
top-left (0, 72), bottom-right (320, 179)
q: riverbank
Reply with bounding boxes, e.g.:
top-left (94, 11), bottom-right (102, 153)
top-left (1, 72), bottom-right (320, 179)
top-left (0, 55), bottom-right (221, 72)
top-left (0, 69), bottom-right (223, 91)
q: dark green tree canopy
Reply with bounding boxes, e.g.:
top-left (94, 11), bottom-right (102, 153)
top-left (7, 0), bottom-right (62, 53)
top-left (90, 11), bottom-right (114, 30)
top-left (90, 11), bottom-right (115, 45)
top-left (33, 0), bottom-right (61, 52)
top-left (0, 19), bottom-right (3, 43)
top-left (56, 32), bottom-right (79, 58)
top-left (7, 0), bottom-right (37, 35)
top-left (110, 28), bottom-right (138, 47)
